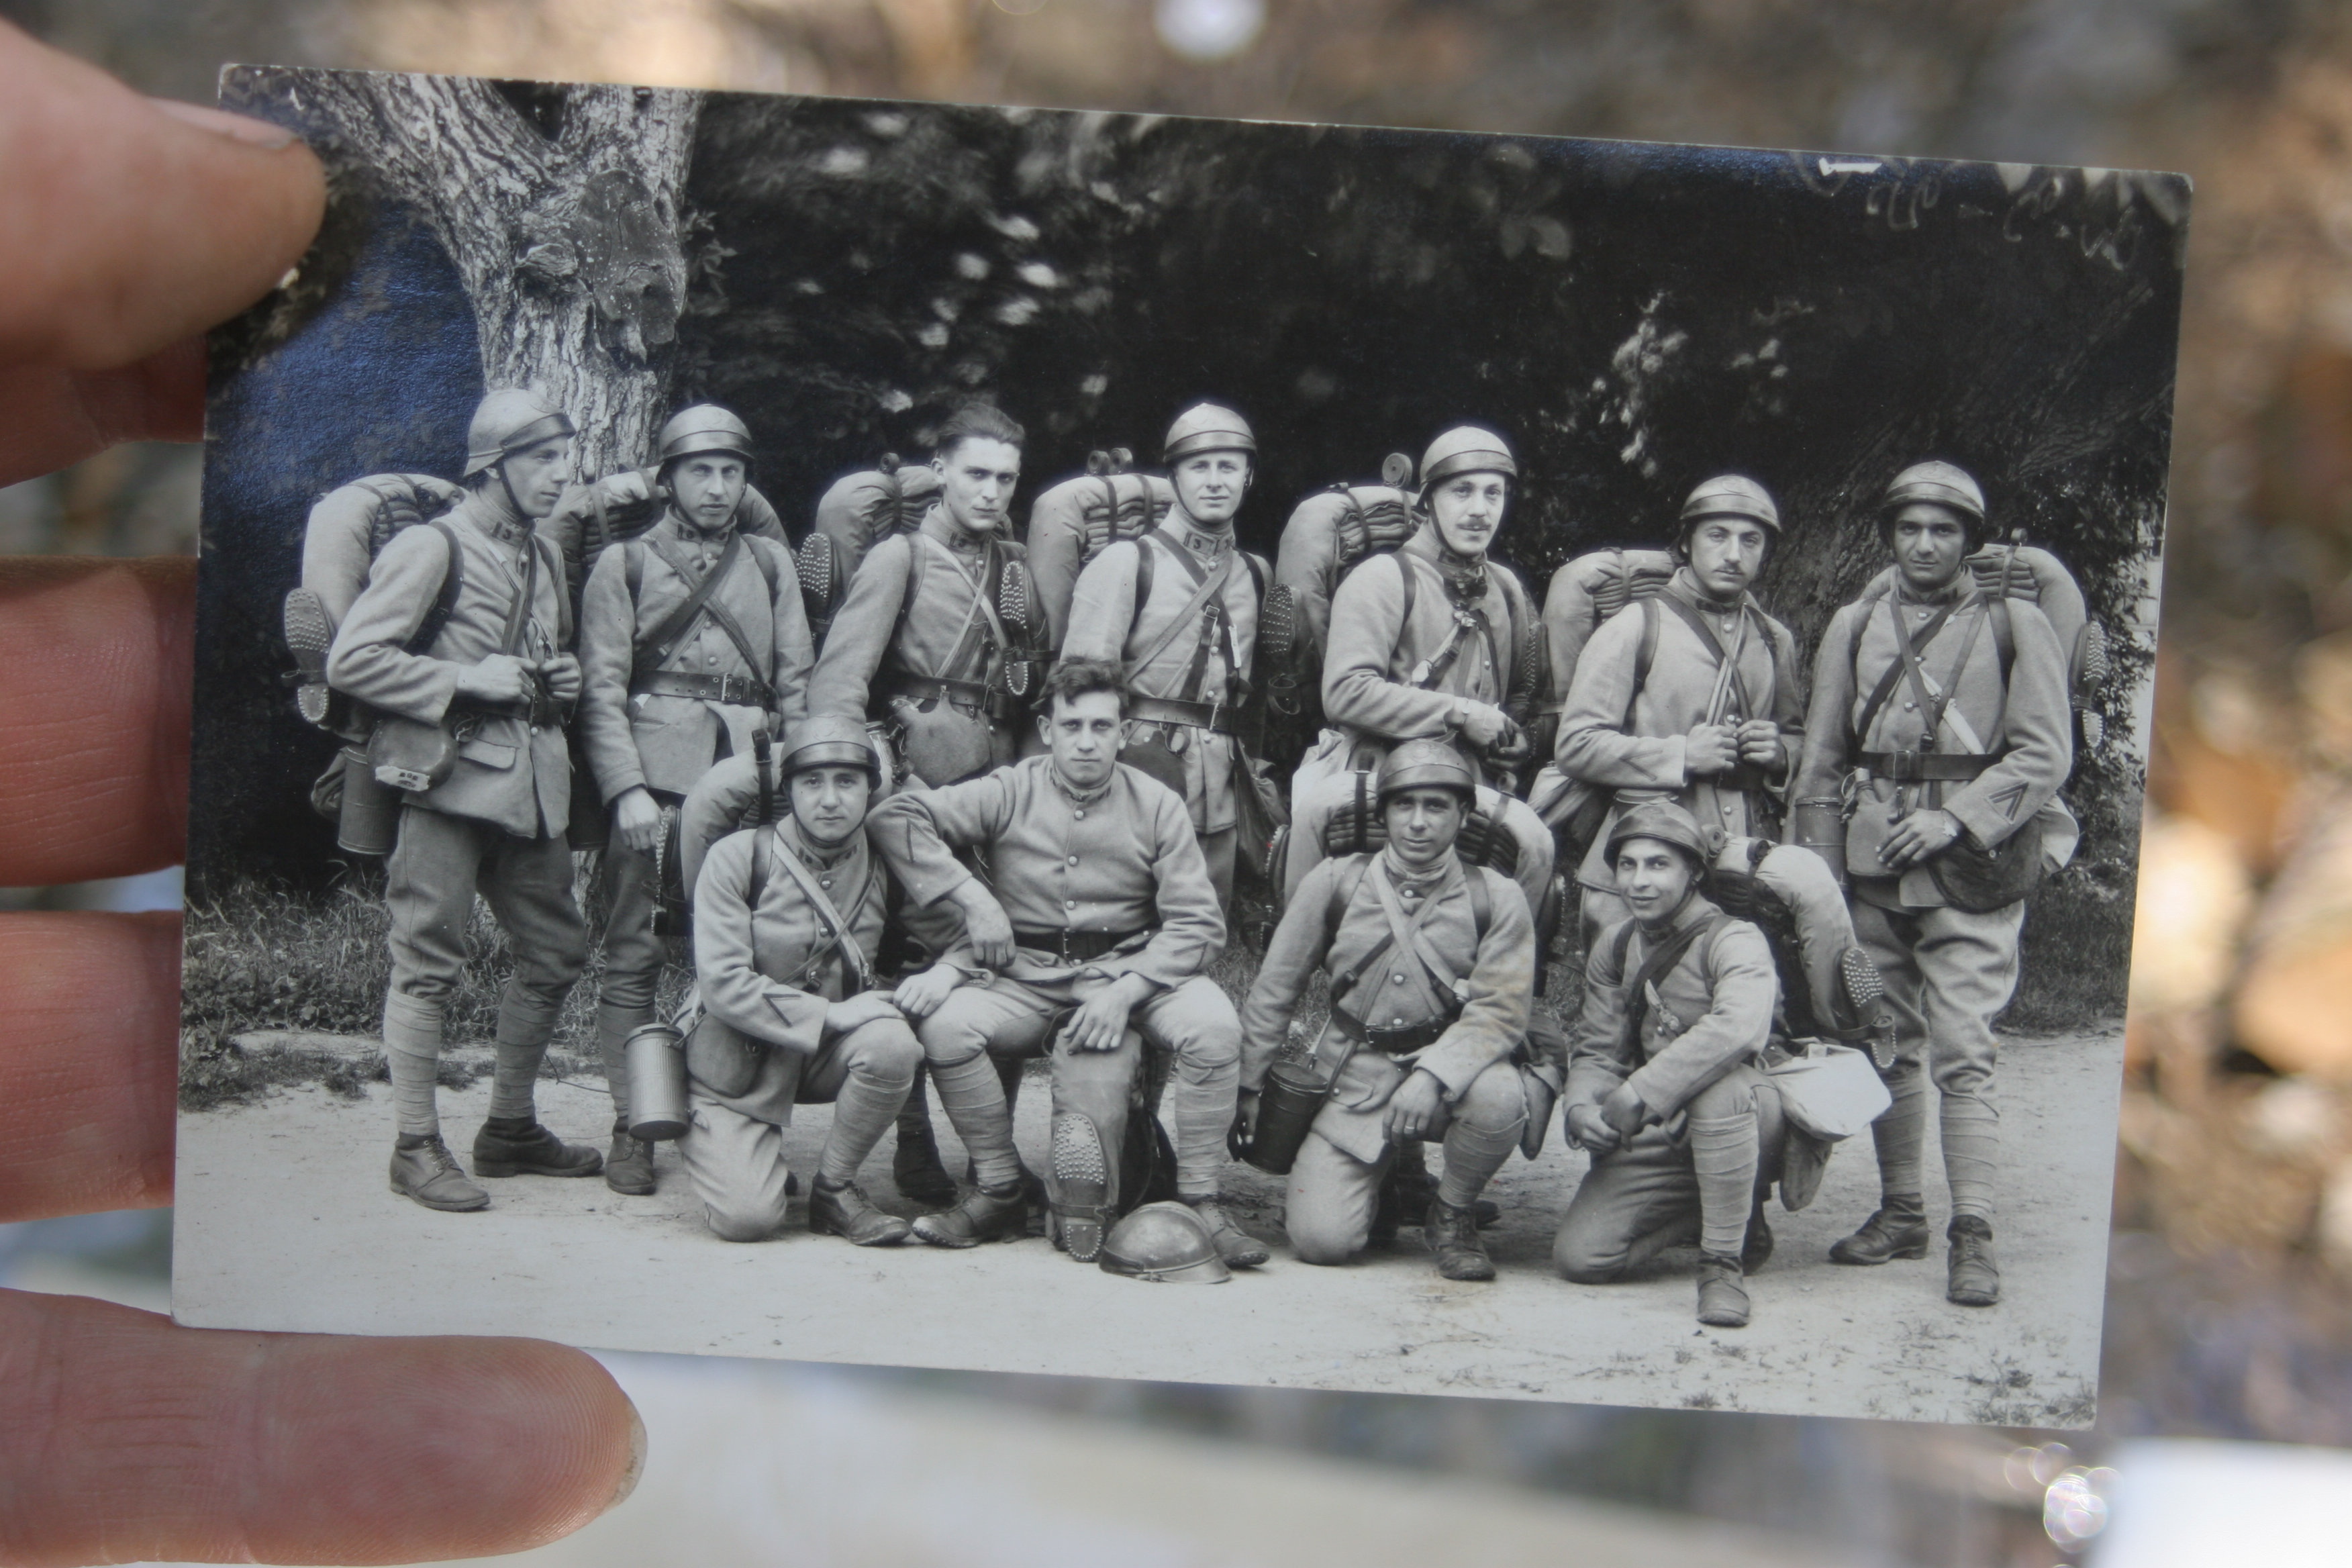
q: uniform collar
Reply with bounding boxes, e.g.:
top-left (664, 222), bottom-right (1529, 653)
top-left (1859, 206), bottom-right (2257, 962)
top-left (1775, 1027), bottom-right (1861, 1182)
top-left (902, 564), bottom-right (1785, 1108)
top-left (1892, 571), bottom-right (1971, 607)
top-left (663, 501), bottom-right (738, 547)
top-left (457, 485), bottom-right (534, 548)
top-left (1640, 889), bottom-right (1722, 939)
top-left (779, 816), bottom-right (862, 874)
top-left (1667, 566), bottom-right (1747, 616)
top-left (1048, 761), bottom-right (1114, 807)
top-left (922, 508), bottom-right (993, 557)
top-left (1165, 504), bottom-right (1235, 562)
top-left (1404, 524), bottom-right (1490, 597)
top-left (1377, 847), bottom-right (1459, 898)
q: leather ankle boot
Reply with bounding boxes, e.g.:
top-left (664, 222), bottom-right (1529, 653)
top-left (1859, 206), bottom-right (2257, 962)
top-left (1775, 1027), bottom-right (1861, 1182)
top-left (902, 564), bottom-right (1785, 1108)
top-left (604, 1120), bottom-right (656, 1195)
top-left (1424, 1197), bottom-right (1496, 1281)
top-left (1183, 1196), bottom-right (1269, 1268)
top-left (390, 1133), bottom-right (489, 1212)
top-left (910, 1181), bottom-right (1030, 1248)
top-left (810, 1177), bottom-right (912, 1246)
top-left (1828, 1194), bottom-right (1929, 1265)
top-left (893, 1122), bottom-right (959, 1207)
top-left (1947, 1215), bottom-right (2001, 1306)
top-left (472, 1116), bottom-right (603, 1179)
top-left (1696, 1252), bottom-right (1751, 1328)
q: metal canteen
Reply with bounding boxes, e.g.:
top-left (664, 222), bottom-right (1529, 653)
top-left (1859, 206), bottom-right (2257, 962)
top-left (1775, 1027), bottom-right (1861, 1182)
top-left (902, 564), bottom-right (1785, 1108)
top-left (624, 1022), bottom-right (691, 1141)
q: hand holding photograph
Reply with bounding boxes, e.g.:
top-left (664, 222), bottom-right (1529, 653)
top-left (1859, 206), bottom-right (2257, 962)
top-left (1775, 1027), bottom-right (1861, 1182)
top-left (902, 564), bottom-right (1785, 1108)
top-left (177, 62), bottom-right (2182, 1425)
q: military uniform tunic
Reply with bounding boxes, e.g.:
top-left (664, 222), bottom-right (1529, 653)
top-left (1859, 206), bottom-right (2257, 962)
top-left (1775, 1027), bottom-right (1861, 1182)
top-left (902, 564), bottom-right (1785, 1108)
top-left (1240, 851), bottom-right (1537, 1263)
top-left (867, 756), bottom-right (1242, 1197)
top-left (1553, 896), bottom-right (1785, 1281)
top-left (683, 818), bottom-right (928, 1240)
top-left (540, 469), bottom-right (787, 605)
top-left (807, 512), bottom-right (1008, 718)
top-left (1554, 567), bottom-right (1803, 896)
top-left (1792, 577), bottom-right (2075, 1222)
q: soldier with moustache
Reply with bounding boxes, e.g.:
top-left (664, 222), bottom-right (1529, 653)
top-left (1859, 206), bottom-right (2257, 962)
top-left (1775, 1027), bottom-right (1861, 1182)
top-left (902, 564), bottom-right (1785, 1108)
top-left (1552, 476), bottom-right (1804, 945)
top-left (1061, 403), bottom-right (1265, 911)
top-left (1793, 462), bottom-right (2074, 1308)
top-left (1239, 741), bottom-right (1540, 1281)
top-left (576, 404), bottom-right (813, 1195)
top-left (865, 658), bottom-right (1263, 1269)
top-left (1553, 802), bottom-right (1785, 1328)
top-left (326, 389), bottom-right (601, 1212)
top-left (1289, 426), bottom-right (1555, 922)
top-left (681, 716), bottom-right (965, 1246)
top-left (806, 401), bottom-right (1036, 1207)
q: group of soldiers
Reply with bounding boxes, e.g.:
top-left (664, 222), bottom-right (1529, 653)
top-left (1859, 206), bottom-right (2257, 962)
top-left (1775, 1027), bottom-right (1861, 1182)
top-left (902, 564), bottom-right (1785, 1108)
top-left (299, 381), bottom-right (2077, 1329)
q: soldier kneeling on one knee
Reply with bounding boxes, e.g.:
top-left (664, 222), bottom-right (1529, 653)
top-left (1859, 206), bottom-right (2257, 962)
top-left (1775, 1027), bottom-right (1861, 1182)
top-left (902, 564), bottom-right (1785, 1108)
top-left (1553, 801), bottom-right (1783, 1329)
top-left (1238, 740), bottom-right (1546, 1281)
top-left (678, 716), bottom-right (967, 1246)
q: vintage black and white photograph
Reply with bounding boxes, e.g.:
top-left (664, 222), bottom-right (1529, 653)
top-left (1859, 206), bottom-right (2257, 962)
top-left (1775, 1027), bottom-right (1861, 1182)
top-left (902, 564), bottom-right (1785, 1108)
top-left (175, 62), bottom-right (2182, 1424)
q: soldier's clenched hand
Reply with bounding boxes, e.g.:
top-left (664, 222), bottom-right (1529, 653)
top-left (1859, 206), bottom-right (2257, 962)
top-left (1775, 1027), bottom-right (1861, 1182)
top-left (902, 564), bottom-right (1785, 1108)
top-left (539, 651), bottom-right (583, 703)
top-left (946, 877), bottom-right (1016, 969)
top-left (1735, 718), bottom-right (1784, 769)
top-left (1566, 1102), bottom-right (1620, 1152)
top-left (1064, 973), bottom-right (1152, 1052)
top-left (1601, 1079), bottom-right (1652, 1140)
top-left (456, 650), bottom-right (534, 705)
top-left (893, 961), bottom-right (964, 1019)
top-left (1685, 721), bottom-right (1740, 776)
top-left (824, 991), bottom-right (905, 1036)
top-left (0, 25), bottom-right (640, 1566)
top-left (1882, 807), bottom-right (1963, 869)
top-left (1382, 1068), bottom-right (1447, 1142)
top-left (1456, 699), bottom-right (1513, 748)
top-left (613, 786), bottom-right (665, 854)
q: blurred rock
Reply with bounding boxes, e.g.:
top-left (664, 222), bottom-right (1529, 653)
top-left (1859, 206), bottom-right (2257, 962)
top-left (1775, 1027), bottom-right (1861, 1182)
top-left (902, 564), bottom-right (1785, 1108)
top-left (2317, 1159), bottom-right (2352, 1273)
top-left (2129, 812), bottom-right (2253, 1018)
top-left (2237, 787), bottom-right (2352, 1078)
top-left (2244, 1077), bottom-right (2341, 1159)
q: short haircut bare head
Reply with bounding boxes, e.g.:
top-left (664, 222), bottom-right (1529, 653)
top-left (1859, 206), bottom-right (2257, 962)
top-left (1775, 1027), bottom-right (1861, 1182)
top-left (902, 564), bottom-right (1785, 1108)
top-left (933, 402), bottom-right (1026, 464)
top-left (1043, 656), bottom-right (1128, 717)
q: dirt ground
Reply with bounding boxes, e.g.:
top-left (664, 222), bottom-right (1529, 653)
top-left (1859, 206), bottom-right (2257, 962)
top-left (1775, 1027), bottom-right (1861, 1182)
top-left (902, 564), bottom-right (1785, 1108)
top-left (174, 1030), bottom-right (2121, 1424)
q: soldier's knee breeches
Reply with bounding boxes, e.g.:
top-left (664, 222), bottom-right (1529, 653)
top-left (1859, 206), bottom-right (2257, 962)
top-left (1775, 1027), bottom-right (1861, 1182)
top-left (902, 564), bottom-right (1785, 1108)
top-left (1453, 1062), bottom-right (1530, 1134)
top-left (842, 1017), bottom-right (923, 1089)
top-left (597, 844), bottom-right (665, 1010)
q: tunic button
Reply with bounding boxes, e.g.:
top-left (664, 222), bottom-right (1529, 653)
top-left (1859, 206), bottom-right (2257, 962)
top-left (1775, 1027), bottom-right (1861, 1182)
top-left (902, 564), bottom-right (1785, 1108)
top-left (820, 879), bottom-right (832, 889)
top-left (1068, 854), bottom-right (1079, 865)
top-left (1393, 974), bottom-right (1408, 985)
top-left (1392, 1018), bottom-right (1406, 1027)
top-left (1065, 899), bottom-right (1076, 909)
top-left (1074, 810), bottom-right (1085, 820)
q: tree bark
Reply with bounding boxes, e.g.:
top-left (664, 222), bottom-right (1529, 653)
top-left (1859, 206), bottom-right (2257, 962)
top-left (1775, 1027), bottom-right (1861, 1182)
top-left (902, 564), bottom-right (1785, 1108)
top-left (272, 71), bottom-right (701, 479)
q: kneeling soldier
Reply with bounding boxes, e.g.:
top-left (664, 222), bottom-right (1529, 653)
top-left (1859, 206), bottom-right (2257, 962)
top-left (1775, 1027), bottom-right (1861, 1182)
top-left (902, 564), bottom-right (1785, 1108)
top-left (681, 716), bottom-right (935, 1245)
top-left (327, 389), bottom-right (600, 1210)
top-left (1240, 740), bottom-right (1536, 1280)
top-left (1553, 802), bottom-right (1783, 1328)
top-left (867, 658), bottom-right (1261, 1267)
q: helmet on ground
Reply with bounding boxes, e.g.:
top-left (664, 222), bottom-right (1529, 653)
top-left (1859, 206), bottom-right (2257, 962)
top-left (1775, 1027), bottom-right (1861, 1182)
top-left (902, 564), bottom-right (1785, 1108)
top-left (1879, 460), bottom-right (1986, 545)
top-left (1679, 474), bottom-right (1781, 536)
top-left (1163, 402), bottom-right (1257, 464)
top-left (1605, 799), bottom-right (1714, 871)
top-left (464, 389), bottom-right (575, 478)
top-left (1375, 739), bottom-right (1477, 806)
top-left (657, 403), bottom-right (754, 469)
top-left (778, 714), bottom-right (882, 784)
top-left (1418, 425), bottom-right (1517, 491)
top-left (1099, 1202), bottom-right (1232, 1283)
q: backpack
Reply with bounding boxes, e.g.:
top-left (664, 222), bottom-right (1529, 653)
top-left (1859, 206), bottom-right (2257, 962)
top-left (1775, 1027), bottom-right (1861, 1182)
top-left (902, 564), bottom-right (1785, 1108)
top-left (797, 455), bottom-right (942, 648)
top-left (622, 529), bottom-right (786, 691)
top-left (1536, 546), bottom-right (1679, 750)
top-left (283, 473), bottom-right (465, 739)
top-left (1263, 455), bottom-right (1417, 716)
top-left (1024, 449), bottom-right (1175, 650)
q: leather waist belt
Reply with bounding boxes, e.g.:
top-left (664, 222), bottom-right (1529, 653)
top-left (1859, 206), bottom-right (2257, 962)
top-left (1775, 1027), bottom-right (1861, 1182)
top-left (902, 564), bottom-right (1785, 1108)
top-left (1012, 926), bottom-right (1153, 964)
top-left (893, 677), bottom-right (1013, 720)
top-left (1128, 695), bottom-right (1232, 734)
top-left (1329, 1005), bottom-right (1452, 1055)
top-left (632, 670), bottom-right (775, 708)
top-left (457, 688), bottom-right (569, 729)
top-left (1858, 750), bottom-right (1992, 783)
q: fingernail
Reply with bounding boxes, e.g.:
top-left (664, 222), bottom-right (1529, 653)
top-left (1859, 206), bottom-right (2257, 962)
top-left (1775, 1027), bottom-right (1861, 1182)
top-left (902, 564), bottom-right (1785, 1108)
top-left (150, 97), bottom-right (301, 150)
top-left (606, 1396), bottom-right (648, 1513)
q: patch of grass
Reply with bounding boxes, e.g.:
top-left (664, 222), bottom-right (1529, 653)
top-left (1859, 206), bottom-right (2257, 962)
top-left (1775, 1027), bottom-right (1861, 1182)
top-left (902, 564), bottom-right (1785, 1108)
top-left (2003, 857), bottom-right (2133, 1033)
top-left (1961, 1357), bottom-right (2098, 1428)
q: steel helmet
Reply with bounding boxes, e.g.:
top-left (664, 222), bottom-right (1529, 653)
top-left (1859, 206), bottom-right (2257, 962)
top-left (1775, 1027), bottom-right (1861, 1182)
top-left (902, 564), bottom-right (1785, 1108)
top-left (1376, 738), bottom-right (1478, 805)
top-left (1605, 799), bottom-right (1716, 871)
top-left (1418, 425), bottom-right (1518, 490)
top-left (779, 714), bottom-right (883, 784)
top-left (463, 389), bottom-right (575, 478)
top-left (1679, 474), bottom-right (1781, 536)
top-left (1881, 460), bottom-right (1986, 527)
top-left (1163, 402), bottom-right (1257, 464)
top-left (1098, 1202), bottom-right (1232, 1283)
top-left (656, 403), bottom-right (754, 468)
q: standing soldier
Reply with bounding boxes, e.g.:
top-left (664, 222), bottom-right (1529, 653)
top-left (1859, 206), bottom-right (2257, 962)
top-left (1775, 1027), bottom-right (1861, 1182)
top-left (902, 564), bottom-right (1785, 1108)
top-left (1553, 475), bottom-right (1803, 942)
top-left (1794, 462), bottom-right (2075, 1308)
top-left (1552, 803), bottom-right (1783, 1328)
top-left (807, 401), bottom-right (1041, 1206)
top-left (681, 716), bottom-right (957, 1246)
top-left (1061, 403), bottom-right (1265, 910)
top-left (1290, 425), bottom-right (1553, 920)
top-left (1239, 741), bottom-right (1538, 1280)
top-left (326, 388), bottom-right (600, 1212)
top-left (577, 403), bottom-right (813, 1196)
top-left (865, 658), bottom-right (1261, 1269)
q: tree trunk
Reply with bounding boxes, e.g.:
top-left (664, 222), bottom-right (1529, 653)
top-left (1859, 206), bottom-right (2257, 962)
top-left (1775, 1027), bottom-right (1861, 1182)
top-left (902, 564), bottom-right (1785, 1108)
top-left (273, 71), bottom-right (701, 479)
